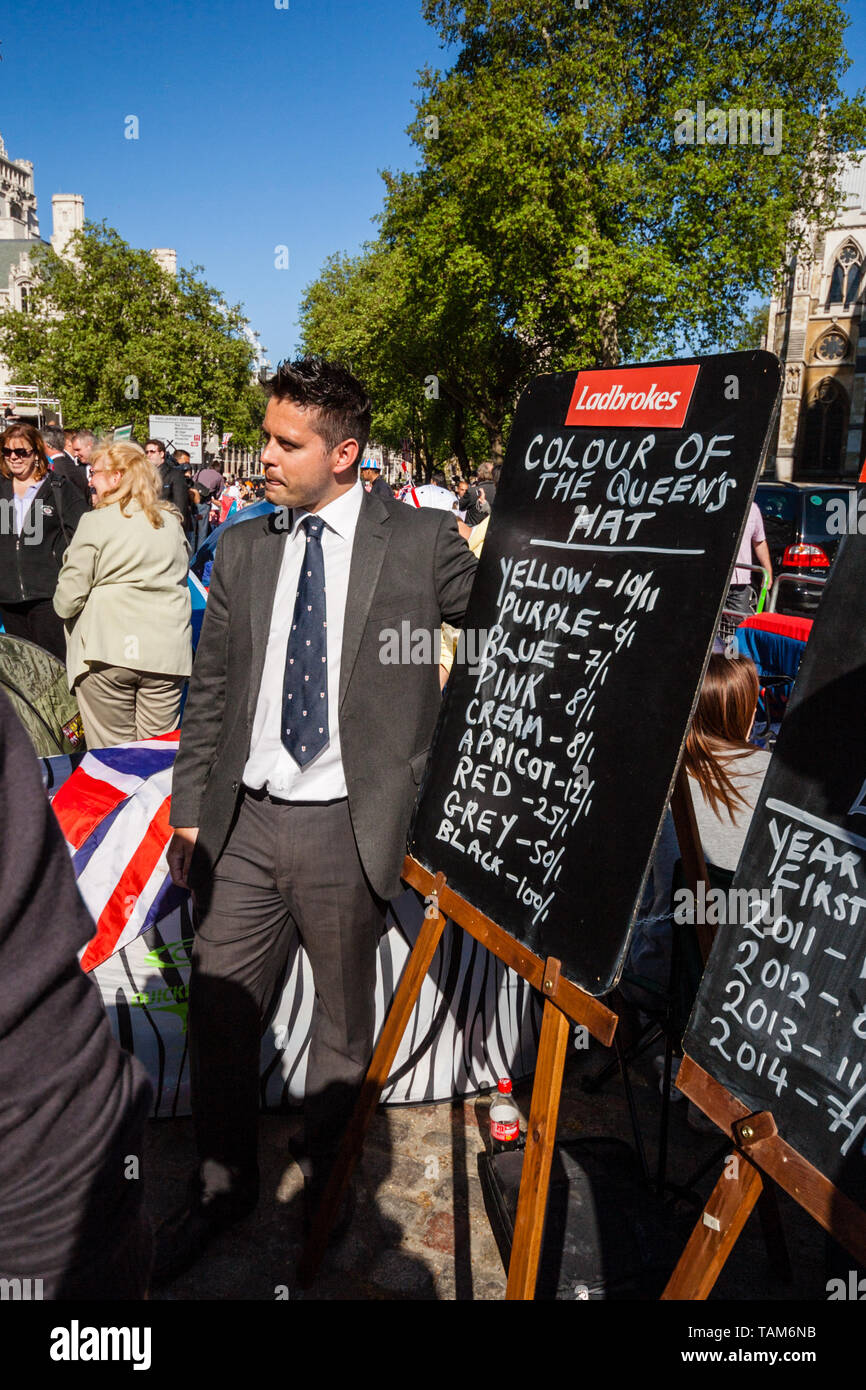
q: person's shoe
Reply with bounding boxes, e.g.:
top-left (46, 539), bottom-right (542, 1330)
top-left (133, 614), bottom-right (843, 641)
top-left (151, 1182), bottom-right (258, 1287)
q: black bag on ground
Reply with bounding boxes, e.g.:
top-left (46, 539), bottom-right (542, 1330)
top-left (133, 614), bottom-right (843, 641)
top-left (478, 1137), bottom-right (681, 1299)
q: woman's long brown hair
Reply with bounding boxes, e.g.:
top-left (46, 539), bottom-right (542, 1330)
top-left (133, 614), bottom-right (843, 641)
top-left (0, 422), bottom-right (50, 481)
top-left (684, 655), bottom-right (760, 821)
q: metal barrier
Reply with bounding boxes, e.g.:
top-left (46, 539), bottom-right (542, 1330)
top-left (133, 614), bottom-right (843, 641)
top-left (766, 572), bottom-right (826, 613)
top-left (717, 563), bottom-right (770, 645)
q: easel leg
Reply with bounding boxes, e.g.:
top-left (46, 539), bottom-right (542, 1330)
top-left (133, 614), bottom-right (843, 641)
top-left (614, 1027), bottom-right (650, 1182)
top-left (661, 1152), bottom-right (763, 1300)
top-left (297, 883), bottom-right (449, 1288)
top-left (505, 996), bottom-right (571, 1301)
top-left (756, 1183), bottom-right (792, 1282)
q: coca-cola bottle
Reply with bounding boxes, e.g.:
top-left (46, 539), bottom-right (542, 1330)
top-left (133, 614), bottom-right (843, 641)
top-left (489, 1078), bottom-right (520, 1154)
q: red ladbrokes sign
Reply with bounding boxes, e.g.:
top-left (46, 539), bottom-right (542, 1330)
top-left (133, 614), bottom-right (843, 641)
top-left (565, 363), bottom-right (700, 430)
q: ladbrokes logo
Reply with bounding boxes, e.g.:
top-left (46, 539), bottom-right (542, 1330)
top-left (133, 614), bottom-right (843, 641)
top-left (565, 364), bottom-right (700, 429)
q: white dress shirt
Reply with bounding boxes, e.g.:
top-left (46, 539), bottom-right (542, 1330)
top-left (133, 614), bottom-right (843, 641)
top-left (243, 479), bottom-right (363, 801)
top-left (12, 481), bottom-right (40, 534)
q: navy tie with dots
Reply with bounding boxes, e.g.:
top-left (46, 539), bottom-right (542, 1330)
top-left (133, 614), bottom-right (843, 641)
top-left (281, 515), bottom-right (329, 767)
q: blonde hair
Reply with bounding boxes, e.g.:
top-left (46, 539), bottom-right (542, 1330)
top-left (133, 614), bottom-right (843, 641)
top-left (91, 440), bottom-right (175, 529)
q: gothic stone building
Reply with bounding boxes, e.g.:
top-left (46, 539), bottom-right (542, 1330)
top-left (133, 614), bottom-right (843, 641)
top-left (0, 131), bottom-right (176, 410)
top-left (765, 152), bottom-right (866, 480)
top-left (0, 130), bottom-right (85, 403)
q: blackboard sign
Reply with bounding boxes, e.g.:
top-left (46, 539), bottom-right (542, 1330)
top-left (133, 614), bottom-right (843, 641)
top-left (684, 528), bottom-right (866, 1205)
top-left (409, 351), bottom-right (782, 995)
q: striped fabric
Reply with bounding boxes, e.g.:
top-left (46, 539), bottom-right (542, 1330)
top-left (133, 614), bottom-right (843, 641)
top-left (51, 732), bottom-right (185, 973)
top-left (48, 733), bottom-right (540, 1114)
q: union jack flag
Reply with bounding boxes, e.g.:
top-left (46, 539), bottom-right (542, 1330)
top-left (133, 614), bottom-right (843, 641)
top-left (43, 731), bottom-right (541, 1117)
top-left (51, 731), bottom-right (187, 973)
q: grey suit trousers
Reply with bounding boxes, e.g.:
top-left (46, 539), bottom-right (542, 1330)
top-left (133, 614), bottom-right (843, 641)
top-left (189, 788), bottom-right (386, 1191)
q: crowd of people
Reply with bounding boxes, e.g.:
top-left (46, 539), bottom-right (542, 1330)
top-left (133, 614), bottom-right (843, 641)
top-left (1, 366), bottom-right (776, 1301)
top-left (0, 419), bottom-right (292, 746)
top-left (0, 362), bottom-right (499, 1296)
top-left (0, 413), bottom-right (502, 736)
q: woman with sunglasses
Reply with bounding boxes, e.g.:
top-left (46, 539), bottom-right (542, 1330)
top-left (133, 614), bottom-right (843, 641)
top-left (0, 423), bottom-right (88, 661)
top-left (53, 440), bottom-right (191, 748)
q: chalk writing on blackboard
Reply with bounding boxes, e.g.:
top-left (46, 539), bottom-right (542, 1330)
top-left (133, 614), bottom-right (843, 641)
top-left (411, 353), bottom-right (782, 994)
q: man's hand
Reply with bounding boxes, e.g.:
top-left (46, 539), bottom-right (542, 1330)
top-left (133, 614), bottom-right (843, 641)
top-left (167, 827), bottom-right (199, 889)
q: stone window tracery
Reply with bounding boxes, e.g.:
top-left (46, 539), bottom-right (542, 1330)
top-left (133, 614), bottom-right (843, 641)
top-left (800, 377), bottom-right (848, 474)
top-left (814, 329), bottom-right (849, 362)
top-left (827, 240), bottom-right (863, 308)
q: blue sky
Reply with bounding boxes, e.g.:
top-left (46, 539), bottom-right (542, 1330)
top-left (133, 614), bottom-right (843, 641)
top-left (3, 0), bottom-right (865, 368)
top-left (3, 0), bottom-right (445, 365)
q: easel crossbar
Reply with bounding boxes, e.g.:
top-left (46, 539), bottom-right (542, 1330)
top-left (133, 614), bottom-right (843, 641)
top-left (401, 855), bottom-right (617, 1047)
top-left (676, 1054), bottom-right (866, 1271)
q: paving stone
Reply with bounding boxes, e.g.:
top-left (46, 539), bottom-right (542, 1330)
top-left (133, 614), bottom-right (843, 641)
top-left (275, 1165), bottom-right (304, 1203)
top-left (431, 1173), bottom-right (484, 1210)
top-left (369, 1249), bottom-right (438, 1297)
top-left (142, 1047), bottom-right (828, 1302)
top-left (369, 1109), bottom-right (414, 1147)
top-left (360, 1148), bottom-right (431, 1192)
top-left (471, 1276), bottom-right (508, 1301)
top-left (420, 1129), bottom-right (453, 1148)
top-left (422, 1210), bottom-right (455, 1253)
top-left (374, 1192), bottom-right (426, 1234)
top-left (326, 1223), bottom-right (384, 1273)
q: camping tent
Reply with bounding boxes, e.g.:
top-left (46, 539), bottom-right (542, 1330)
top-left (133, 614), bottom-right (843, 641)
top-left (0, 634), bottom-right (85, 757)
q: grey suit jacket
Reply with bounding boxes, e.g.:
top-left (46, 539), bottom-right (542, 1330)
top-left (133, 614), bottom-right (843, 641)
top-left (170, 490), bottom-right (478, 900)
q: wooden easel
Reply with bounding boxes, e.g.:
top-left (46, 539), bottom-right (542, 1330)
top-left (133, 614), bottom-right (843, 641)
top-left (297, 859), bottom-right (617, 1297)
top-left (297, 764), bottom-right (713, 1299)
top-left (662, 1053), bottom-right (866, 1298)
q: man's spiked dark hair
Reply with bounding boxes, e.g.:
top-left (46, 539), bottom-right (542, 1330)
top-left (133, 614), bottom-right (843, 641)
top-left (266, 356), bottom-right (372, 461)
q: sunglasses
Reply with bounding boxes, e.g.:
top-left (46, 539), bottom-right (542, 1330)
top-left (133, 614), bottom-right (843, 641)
top-left (2, 446), bottom-right (35, 458)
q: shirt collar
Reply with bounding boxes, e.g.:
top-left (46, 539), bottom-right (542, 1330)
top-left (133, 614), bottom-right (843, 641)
top-left (290, 476), bottom-right (364, 542)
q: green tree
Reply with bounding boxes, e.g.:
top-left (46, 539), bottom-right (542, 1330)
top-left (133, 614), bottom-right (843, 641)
top-left (300, 244), bottom-right (489, 477)
top-left (729, 303), bottom-right (771, 352)
top-left (301, 0), bottom-right (866, 464)
top-left (0, 222), bottom-right (265, 445)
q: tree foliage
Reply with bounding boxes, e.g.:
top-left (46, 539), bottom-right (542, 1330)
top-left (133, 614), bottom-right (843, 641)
top-left (729, 303), bottom-right (771, 353)
top-left (301, 0), bottom-right (866, 465)
top-left (300, 243), bottom-right (488, 478)
top-left (0, 222), bottom-right (265, 445)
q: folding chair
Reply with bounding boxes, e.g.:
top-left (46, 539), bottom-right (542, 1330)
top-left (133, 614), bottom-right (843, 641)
top-left (583, 859), bottom-right (733, 1197)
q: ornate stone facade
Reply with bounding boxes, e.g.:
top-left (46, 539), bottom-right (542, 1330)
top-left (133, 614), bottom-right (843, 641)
top-left (150, 248), bottom-right (177, 277)
top-left (51, 194), bottom-right (84, 258)
top-left (0, 131), bottom-right (51, 399)
top-left (0, 133), bottom-right (175, 405)
top-left (765, 152), bottom-right (866, 479)
top-left (0, 132), bottom-right (39, 241)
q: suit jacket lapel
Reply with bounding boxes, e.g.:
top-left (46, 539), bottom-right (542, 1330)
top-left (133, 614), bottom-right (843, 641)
top-left (247, 512), bottom-right (288, 724)
top-left (340, 491), bottom-right (392, 709)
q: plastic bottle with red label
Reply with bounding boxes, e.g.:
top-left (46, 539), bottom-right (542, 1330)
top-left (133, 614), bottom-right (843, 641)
top-left (489, 1077), bottom-right (522, 1154)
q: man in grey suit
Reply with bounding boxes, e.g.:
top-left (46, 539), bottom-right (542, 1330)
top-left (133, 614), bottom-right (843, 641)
top-left (159, 357), bottom-right (477, 1278)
